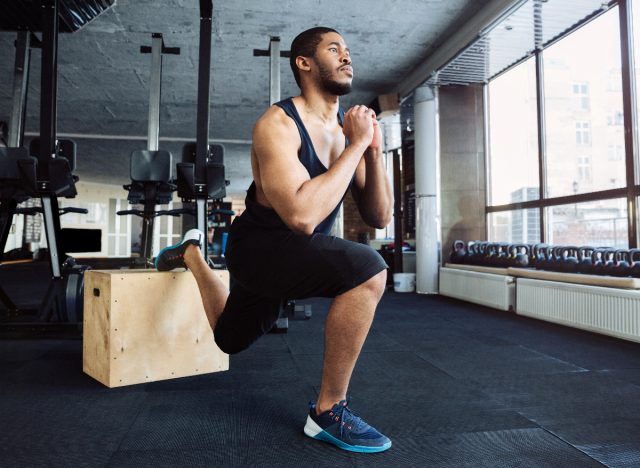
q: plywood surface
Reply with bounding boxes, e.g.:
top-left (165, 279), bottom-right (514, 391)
top-left (83, 269), bottom-right (229, 387)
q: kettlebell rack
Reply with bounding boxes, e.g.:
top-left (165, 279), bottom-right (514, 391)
top-left (441, 239), bottom-right (640, 345)
top-left (449, 240), bottom-right (640, 278)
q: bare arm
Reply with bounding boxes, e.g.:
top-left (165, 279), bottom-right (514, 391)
top-left (352, 119), bottom-right (394, 228)
top-left (254, 105), bottom-right (373, 235)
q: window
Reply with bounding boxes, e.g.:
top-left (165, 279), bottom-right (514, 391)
top-left (543, 7), bottom-right (625, 197)
top-left (108, 198), bottom-right (131, 257)
top-left (547, 198), bottom-right (628, 248)
top-left (487, 57), bottom-right (539, 205)
top-left (607, 144), bottom-right (624, 161)
top-left (572, 82), bottom-right (590, 110)
top-left (153, 201), bottom-right (182, 255)
top-left (486, 5), bottom-right (633, 248)
top-left (575, 121), bottom-right (591, 145)
top-left (488, 209), bottom-right (541, 244)
top-left (577, 156), bottom-right (592, 182)
top-left (606, 111), bottom-right (624, 126)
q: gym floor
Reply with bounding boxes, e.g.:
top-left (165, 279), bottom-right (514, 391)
top-left (2, 292), bottom-right (640, 467)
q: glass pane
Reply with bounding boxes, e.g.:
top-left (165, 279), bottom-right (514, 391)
top-left (119, 208), bottom-right (128, 235)
top-left (160, 214), bottom-right (168, 233)
top-left (488, 209), bottom-right (541, 243)
top-left (546, 198), bottom-right (628, 248)
top-left (543, 7), bottom-right (626, 197)
top-left (108, 199), bottom-right (116, 234)
top-left (119, 237), bottom-right (128, 256)
top-left (488, 57), bottom-right (539, 205)
top-left (108, 236), bottom-right (116, 256)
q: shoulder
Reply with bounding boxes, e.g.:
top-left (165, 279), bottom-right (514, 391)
top-left (252, 105), bottom-right (301, 158)
top-left (253, 104), bottom-right (298, 139)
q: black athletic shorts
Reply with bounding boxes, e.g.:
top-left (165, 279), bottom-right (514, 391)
top-left (213, 220), bottom-right (388, 354)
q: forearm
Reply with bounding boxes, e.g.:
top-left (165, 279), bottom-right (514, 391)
top-left (289, 143), bottom-right (367, 233)
top-left (358, 147), bottom-right (393, 228)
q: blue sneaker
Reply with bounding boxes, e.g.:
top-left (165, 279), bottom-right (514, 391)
top-left (154, 229), bottom-right (204, 271)
top-left (303, 399), bottom-right (392, 453)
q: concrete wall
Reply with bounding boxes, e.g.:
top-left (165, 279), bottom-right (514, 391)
top-left (439, 85), bottom-right (486, 261)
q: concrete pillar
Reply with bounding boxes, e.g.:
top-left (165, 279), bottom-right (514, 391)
top-left (414, 86), bottom-right (440, 294)
top-left (439, 85), bottom-right (486, 261)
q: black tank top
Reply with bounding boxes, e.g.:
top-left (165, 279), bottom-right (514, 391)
top-left (237, 97), bottom-right (348, 235)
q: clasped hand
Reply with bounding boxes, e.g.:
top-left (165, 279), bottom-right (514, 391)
top-left (343, 105), bottom-right (380, 150)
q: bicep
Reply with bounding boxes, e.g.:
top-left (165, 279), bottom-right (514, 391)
top-left (253, 119), bottom-right (309, 214)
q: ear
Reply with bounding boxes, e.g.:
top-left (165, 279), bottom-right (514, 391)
top-left (295, 56), bottom-right (312, 73)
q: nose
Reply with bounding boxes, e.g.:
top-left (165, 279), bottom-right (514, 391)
top-left (341, 53), bottom-right (351, 65)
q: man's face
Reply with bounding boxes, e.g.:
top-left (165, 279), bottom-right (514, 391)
top-left (312, 32), bottom-right (353, 96)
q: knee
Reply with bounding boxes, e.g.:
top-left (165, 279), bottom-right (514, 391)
top-left (361, 269), bottom-right (387, 300)
top-left (214, 329), bottom-right (249, 355)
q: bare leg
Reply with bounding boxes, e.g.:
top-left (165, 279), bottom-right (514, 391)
top-left (183, 244), bottom-right (229, 329)
top-left (315, 269), bottom-right (387, 413)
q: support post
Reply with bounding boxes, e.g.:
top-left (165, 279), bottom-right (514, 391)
top-left (8, 31), bottom-right (31, 149)
top-left (392, 149), bottom-right (403, 273)
top-left (195, 0), bottom-right (213, 257)
top-left (269, 36), bottom-right (281, 105)
top-left (414, 86), bottom-right (440, 294)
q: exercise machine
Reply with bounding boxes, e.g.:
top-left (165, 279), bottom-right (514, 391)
top-left (117, 33), bottom-right (183, 265)
top-left (176, 0), bottom-right (231, 261)
top-left (0, 1), bottom-right (114, 329)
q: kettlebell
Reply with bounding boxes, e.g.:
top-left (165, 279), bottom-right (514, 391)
top-left (485, 243), bottom-right (499, 267)
top-left (591, 248), bottom-right (607, 275)
top-left (614, 249), bottom-right (632, 277)
top-left (603, 249), bottom-right (617, 276)
top-left (450, 240), bottom-right (466, 264)
top-left (494, 243), bottom-right (508, 267)
top-left (629, 249), bottom-right (640, 277)
top-left (562, 246), bottom-right (580, 273)
top-left (578, 246), bottom-right (594, 274)
top-left (532, 244), bottom-right (544, 269)
top-left (512, 244), bottom-right (530, 268)
top-left (549, 246), bottom-right (565, 272)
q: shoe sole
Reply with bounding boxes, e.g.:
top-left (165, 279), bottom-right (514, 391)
top-left (303, 415), bottom-right (392, 453)
top-left (154, 231), bottom-right (203, 271)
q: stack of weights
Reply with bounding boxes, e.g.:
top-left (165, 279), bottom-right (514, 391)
top-left (448, 240), bottom-right (640, 278)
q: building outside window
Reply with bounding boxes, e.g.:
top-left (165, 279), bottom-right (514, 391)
top-left (572, 82), bottom-right (590, 110)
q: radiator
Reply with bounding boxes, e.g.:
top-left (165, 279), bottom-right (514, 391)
top-left (439, 267), bottom-right (515, 311)
top-left (516, 278), bottom-right (640, 343)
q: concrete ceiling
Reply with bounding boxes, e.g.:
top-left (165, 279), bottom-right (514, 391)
top-left (0, 0), bottom-right (491, 197)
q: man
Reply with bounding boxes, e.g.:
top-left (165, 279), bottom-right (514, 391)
top-left (156, 27), bottom-right (393, 453)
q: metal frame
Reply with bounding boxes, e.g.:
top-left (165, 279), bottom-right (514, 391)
top-left (619, 0), bottom-right (639, 247)
top-left (482, 83), bottom-right (491, 240)
top-left (136, 33), bottom-right (180, 261)
top-left (195, 0), bottom-right (214, 256)
top-left (8, 31), bottom-right (31, 149)
top-left (146, 34), bottom-right (163, 152)
top-left (269, 37), bottom-right (281, 105)
top-left (39, 0), bottom-right (63, 279)
top-left (253, 37), bottom-right (292, 105)
top-left (534, 50), bottom-right (547, 243)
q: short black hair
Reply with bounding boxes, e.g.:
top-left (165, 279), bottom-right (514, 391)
top-left (290, 27), bottom-right (339, 88)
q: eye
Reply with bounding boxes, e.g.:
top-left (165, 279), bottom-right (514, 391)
top-left (329, 47), bottom-right (337, 53)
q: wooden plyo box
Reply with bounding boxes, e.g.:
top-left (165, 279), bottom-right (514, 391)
top-left (83, 269), bottom-right (229, 388)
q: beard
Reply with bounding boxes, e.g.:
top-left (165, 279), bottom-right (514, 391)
top-left (317, 62), bottom-right (352, 96)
